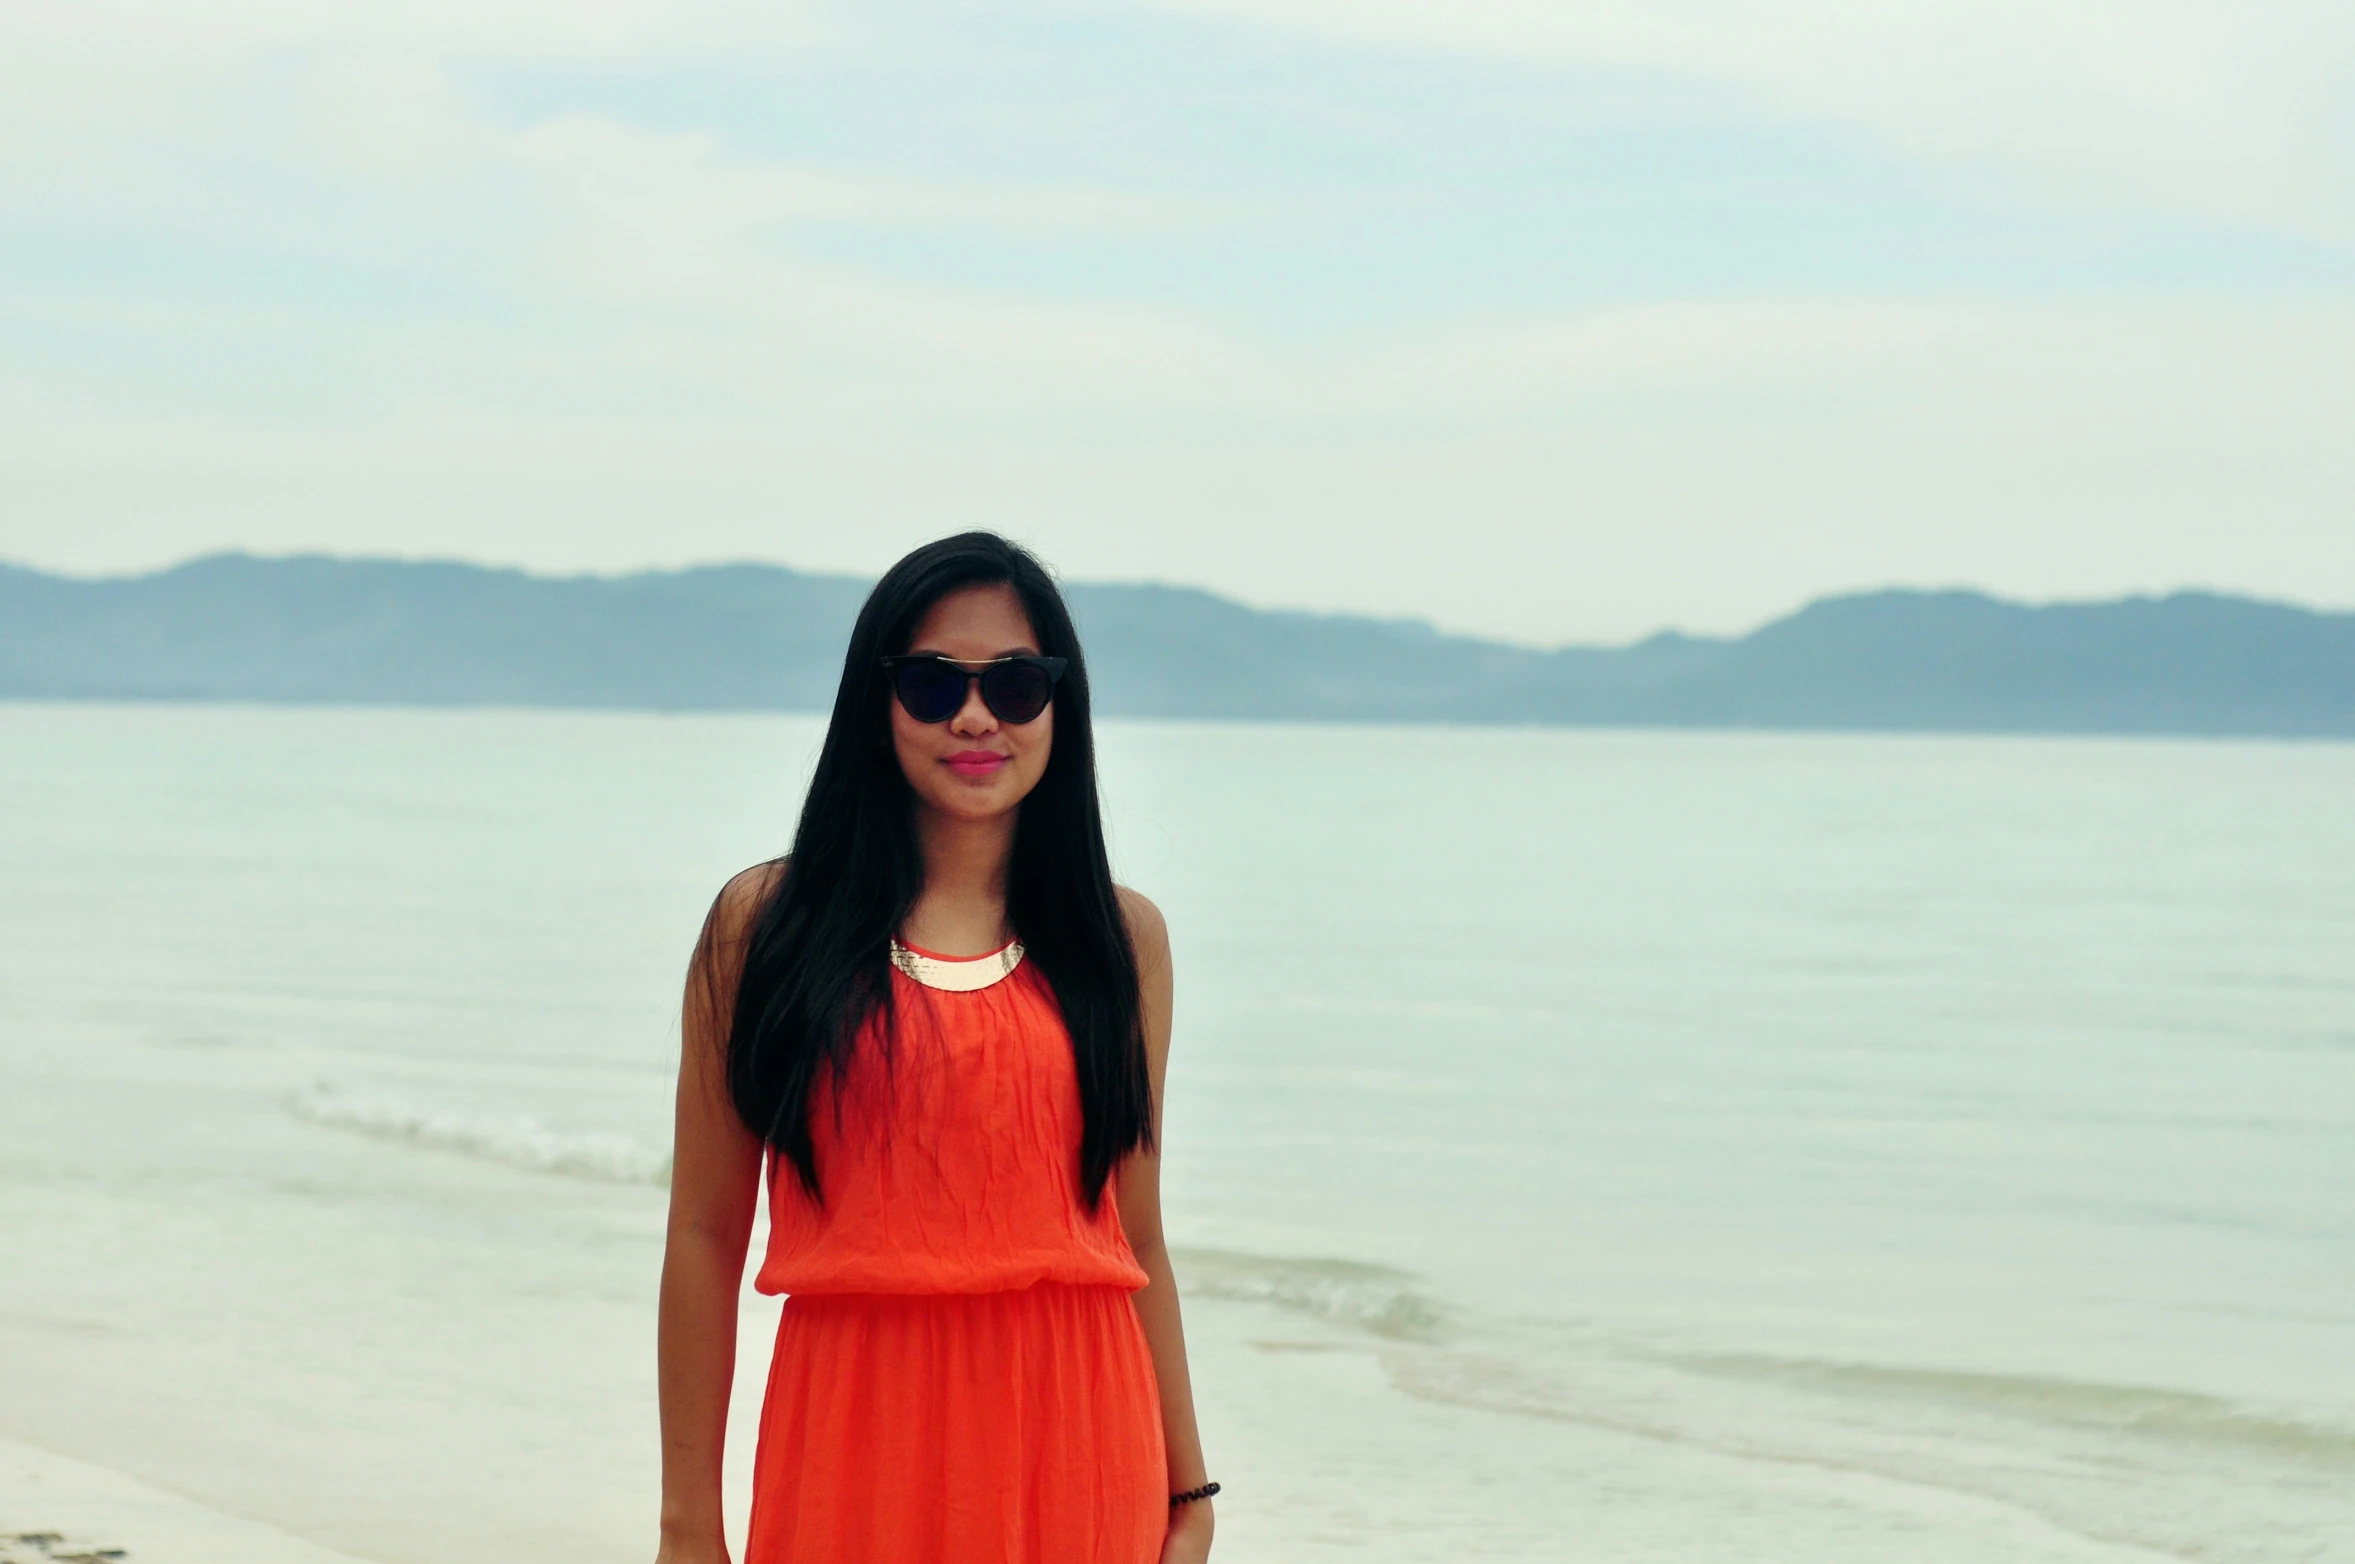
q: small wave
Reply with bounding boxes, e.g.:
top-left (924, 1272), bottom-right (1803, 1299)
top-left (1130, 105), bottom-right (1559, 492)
top-left (1377, 1340), bottom-right (2350, 1562)
top-left (1678, 1353), bottom-right (2355, 1469)
top-left (1170, 1247), bottom-right (1446, 1340)
top-left (288, 1087), bottom-right (671, 1187)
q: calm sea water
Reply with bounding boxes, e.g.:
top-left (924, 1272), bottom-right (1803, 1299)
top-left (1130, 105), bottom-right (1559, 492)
top-left (2, 703), bottom-right (2351, 1564)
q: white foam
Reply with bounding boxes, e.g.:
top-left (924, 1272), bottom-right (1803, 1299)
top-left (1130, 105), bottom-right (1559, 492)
top-left (287, 1087), bottom-right (671, 1187)
top-left (1172, 1247), bottom-right (1446, 1340)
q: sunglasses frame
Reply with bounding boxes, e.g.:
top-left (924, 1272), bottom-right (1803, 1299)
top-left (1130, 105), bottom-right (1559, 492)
top-left (880, 654), bottom-right (1069, 725)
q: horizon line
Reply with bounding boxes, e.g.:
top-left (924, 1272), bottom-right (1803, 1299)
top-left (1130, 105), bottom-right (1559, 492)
top-left (3, 547), bottom-right (2344, 654)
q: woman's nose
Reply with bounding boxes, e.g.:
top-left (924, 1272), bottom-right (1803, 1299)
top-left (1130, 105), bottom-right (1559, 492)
top-left (948, 681), bottom-right (996, 735)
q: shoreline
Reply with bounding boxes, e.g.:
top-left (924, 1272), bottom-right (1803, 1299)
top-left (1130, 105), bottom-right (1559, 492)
top-left (0, 1443), bottom-right (374, 1564)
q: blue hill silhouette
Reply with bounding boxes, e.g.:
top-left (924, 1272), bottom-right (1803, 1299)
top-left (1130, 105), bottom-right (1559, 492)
top-left (2, 554), bottom-right (2347, 737)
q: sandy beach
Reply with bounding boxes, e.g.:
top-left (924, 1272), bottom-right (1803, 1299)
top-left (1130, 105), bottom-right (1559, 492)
top-left (1, 1443), bottom-right (370, 1564)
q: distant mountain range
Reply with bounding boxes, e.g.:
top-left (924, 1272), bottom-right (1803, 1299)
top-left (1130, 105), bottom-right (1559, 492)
top-left (2, 554), bottom-right (2349, 738)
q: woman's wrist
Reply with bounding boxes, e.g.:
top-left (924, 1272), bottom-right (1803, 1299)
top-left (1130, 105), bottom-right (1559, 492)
top-left (657, 1496), bottom-right (726, 1546)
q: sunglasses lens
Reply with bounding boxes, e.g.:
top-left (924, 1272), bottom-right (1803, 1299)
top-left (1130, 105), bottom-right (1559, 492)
top-left (893, 661), bottom-right (968, 723)
top-left (980, 662), bottom-right (1053, 724)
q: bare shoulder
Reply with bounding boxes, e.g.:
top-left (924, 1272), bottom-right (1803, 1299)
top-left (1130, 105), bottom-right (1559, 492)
top-left (706, 857), bottom-right (787, 948)
top-left (684, 858), bottom-right (784, 1039)
top-left (1114, 884), bottom-right (1170, 974)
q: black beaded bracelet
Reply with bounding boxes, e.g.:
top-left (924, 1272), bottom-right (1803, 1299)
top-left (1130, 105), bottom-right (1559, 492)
top-left (1169, 1481), bottom-right (1221, 1507)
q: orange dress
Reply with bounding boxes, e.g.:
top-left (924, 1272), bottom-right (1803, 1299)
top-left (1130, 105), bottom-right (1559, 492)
top-left (745, 940), bottom-right (1167, 1564)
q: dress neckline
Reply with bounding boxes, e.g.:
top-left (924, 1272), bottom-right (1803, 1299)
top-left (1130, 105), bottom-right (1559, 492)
top-left (890, 937), bottom-right (1025, 993)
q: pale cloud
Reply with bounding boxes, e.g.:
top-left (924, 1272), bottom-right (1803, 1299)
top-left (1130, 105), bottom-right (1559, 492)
top-left (0, 0), bottom-right (820, 174)
top-left (1144, 0), bottom-right (2355, 238)
top-left (0, 0), bottom-right (821, 69)
top-left (8, 283), bottom-right (2349, 640)
top-left (512, 114), bottom-right (1181, 275)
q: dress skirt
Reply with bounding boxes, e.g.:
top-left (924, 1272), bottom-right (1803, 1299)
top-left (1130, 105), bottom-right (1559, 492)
top-left (746, 1280), bottom-right (1168, 1564)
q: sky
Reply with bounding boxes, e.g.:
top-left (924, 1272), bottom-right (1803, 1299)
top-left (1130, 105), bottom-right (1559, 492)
top-left (2, 0), bottom-right (2352, 645)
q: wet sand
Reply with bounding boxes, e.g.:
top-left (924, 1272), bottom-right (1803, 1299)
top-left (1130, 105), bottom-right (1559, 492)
top-left (1, 1444), bottom-right (371, 1564)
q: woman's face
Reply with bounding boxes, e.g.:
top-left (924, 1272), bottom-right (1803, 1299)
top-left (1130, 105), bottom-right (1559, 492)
top-left (889, 583), bottom-right (1055, 824)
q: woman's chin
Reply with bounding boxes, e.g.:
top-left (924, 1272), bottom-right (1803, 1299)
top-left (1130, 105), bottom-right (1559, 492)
top-left (917, 780), bottom-right (1027, 822)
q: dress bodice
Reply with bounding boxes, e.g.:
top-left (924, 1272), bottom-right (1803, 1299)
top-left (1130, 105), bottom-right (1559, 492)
top-left (753, 944), bottom-right (1147, 1297)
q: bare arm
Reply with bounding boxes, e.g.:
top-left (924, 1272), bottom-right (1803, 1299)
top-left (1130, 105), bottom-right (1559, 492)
top-left (655, 864), bottom-right (777, 1564)
top-left (1115, 888), bottom-right (1215, 1563)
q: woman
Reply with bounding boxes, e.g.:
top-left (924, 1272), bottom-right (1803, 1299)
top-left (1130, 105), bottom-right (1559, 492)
top-left (653, 533), bottom-right (1216, 1564)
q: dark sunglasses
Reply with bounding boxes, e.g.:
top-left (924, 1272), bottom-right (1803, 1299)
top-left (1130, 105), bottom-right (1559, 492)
top-left (881, 654), bottom-right (1069, 725)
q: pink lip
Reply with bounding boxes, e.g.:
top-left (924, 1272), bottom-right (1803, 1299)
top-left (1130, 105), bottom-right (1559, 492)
top-left (946, 750), bottom-right (1008, 778)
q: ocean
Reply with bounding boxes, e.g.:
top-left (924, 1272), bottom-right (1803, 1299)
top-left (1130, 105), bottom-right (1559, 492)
top-left (2, 702), bottom-right (2350, 1563)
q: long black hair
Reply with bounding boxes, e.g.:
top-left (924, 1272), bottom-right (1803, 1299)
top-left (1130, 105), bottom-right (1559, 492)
top-left (721, 532), bottom-right (1150, 1209)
